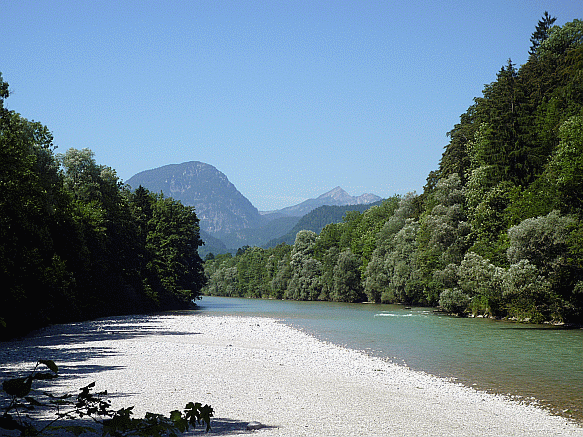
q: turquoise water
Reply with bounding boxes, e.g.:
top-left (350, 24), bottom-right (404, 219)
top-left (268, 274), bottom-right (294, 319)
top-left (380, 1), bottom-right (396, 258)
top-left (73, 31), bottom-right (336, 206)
top-left (196, 295), bottom-right (583, 421)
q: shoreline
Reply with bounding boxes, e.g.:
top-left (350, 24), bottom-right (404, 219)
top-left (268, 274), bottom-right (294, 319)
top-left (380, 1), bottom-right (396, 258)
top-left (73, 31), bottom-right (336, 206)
top-left (1, 314), bottom-right (582, 436)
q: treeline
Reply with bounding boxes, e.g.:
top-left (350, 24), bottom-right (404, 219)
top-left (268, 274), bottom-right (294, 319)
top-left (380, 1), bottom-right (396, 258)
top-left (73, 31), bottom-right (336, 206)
top-left (0, 76), bottom-right (206, 339)
top-left (203, 15), bottom-right (583, 324)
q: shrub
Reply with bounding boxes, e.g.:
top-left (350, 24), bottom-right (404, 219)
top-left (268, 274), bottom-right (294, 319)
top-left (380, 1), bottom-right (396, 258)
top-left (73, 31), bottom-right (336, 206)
top-left (439, 288), bottom-right (471, 315)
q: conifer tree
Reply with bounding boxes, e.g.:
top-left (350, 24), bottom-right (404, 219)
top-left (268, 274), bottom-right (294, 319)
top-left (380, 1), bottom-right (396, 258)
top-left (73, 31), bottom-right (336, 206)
top-left (529, 11), bottom-right (557, 56)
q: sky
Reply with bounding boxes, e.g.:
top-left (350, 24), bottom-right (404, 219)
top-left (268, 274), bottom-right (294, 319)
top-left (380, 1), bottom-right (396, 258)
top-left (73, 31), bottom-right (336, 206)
top-left (2, 1), bottom-right (581, 211)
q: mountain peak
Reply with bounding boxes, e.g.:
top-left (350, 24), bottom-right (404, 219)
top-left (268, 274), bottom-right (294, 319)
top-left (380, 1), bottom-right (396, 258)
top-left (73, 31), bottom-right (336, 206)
top-left (126, 161), bottom-right (263, 233)
top-left (269, 187), bottom-right (382, 218)
top-left (319, 186), bottom-right (349, 200)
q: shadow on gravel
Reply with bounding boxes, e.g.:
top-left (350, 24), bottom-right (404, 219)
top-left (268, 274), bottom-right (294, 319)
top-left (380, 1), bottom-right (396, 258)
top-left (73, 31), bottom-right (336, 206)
top-left (0, 314), bottom-right (201, 381)
top-left (1, 317), bottom-right (281, 436)
top-left (188, 418), bottom-right (278, 435)
top-left (0, 417), bottom-right (278, 436)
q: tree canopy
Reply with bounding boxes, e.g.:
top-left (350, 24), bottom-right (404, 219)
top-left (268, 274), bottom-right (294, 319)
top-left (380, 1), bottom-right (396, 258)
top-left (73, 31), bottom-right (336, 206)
top-left (0, 74), bottom-right (206, 338)
top-left (203, 15), bottom-right (583, 324)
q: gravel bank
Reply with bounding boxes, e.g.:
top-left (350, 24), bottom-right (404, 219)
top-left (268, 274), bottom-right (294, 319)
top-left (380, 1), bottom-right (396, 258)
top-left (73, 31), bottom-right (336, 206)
top-left (1, 313), bottom-right (582, 436)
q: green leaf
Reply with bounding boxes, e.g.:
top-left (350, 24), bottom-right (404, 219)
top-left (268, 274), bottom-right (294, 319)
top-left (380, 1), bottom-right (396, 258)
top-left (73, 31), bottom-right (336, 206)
top-left (2, 376), bottom-right (32, 397)
top-left (38, 359), bottom-right (58, 374)
top-left (200, 404), bottom-right (214, 432)
top-left (103, 407), bottom-right (136, 434)
top-left (169, 410), bottom-right (182, 422)
top-left (169, 410), bottom-right (188, 432)
top-left (184, 402), bottom-right (213, 432)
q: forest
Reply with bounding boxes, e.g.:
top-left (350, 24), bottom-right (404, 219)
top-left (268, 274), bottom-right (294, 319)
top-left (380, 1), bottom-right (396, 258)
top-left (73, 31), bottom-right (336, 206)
top-left (0, 78), bottom-right (206, 339)
top-left (203, 15), bottom-right (583, 324)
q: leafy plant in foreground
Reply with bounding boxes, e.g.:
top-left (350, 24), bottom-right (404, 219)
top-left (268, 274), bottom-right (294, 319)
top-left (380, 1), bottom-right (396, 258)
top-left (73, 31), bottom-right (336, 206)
top-left (1, 360), bottom-right (213, 436)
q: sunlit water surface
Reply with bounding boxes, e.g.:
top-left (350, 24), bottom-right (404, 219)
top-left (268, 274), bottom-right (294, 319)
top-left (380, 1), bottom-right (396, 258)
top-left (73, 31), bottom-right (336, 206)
top-left (196, 295), bottom-right (583, 422)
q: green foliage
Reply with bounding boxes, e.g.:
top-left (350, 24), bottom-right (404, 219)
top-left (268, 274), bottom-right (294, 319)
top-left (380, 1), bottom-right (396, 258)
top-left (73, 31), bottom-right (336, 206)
top-left (537, 19), bottom-right (583, 59)
top-left (439, 107), bottom-right (477, 185)
top-left (286, 231), bottom-right (322, 300)
top-left (198, 16), bottom-right (583, 324)
top-left (473, 60), bottom-right (535, 187)
top-left (507, 210), bottom-right (576, 272)
top-left (236, 247), bottom-right (269, 298)
top-left (416, 174), bottom-right (470, 304)
top-left (350, 197), bottom-right (401, 275)
top-left (0, 75), bottom-right (206, 339)
top-left (363, 194), bottom-right (419, 303)
top-left (438, 288), bottom-right (470, 315)
top-left (501, 260), bottom-right (555, 323)
top-left (0, 361), bottom-right (213, 436)
top-left (1, 83), bottom-right (81, 336)
top-left (331, 249), bottom-right (364, 302)
top-left (529, 12), bottom-right (557, 56)
top-left (313, 222), bottom-right (344, 260)
top-left (270, 254), bottom-right (292, 299)
top-left (506, 210), bottom-right (582, 321)
top-left (382, 219), bottom-right (422, 304)
top-left (145, 194), bottom-right (206, 304)
top-left (467, 180), bottom-right (519, 266)
top-left (548, 116), bottom-right (583, 213)
top-left (441, 252), bottom-right (505, 316)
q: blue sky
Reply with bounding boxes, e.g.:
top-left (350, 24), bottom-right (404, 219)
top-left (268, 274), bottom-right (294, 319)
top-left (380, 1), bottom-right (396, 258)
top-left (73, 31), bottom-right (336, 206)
top-left (2, 1), bottom-right (581, 211)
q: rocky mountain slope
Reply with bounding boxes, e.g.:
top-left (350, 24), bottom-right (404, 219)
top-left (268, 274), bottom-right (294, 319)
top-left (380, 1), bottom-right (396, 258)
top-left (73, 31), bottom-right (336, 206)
top-left (127, 162), bottom-right (382, 253)
top-left (127, 161), bottom-right (264, 233)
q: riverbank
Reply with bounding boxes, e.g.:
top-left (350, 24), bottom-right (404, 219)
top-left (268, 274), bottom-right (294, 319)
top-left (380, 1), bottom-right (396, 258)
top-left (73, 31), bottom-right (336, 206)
top-left (1, 314), bottom-right (582, 436)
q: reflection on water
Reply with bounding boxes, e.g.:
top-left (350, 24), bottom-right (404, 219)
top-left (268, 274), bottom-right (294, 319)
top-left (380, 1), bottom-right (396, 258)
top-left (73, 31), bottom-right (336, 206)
top-left (196, 295), bottom-right (583, 422)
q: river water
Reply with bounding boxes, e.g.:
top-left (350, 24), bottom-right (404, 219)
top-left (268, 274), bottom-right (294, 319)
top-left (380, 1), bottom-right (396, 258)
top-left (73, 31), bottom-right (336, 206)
top-left (196, 295), bottom-right (583, 422)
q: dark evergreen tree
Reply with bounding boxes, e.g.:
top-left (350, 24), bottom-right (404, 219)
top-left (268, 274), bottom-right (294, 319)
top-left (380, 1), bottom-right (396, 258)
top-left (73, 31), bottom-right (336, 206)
top-left (529, 11), bottom-right (557, 56)
top-left (439, 105), bottom-right (477, 185)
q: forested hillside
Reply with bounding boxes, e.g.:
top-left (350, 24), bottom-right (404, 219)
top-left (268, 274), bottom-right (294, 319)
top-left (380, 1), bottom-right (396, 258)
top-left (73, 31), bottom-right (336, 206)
top-left (0, 78), bottom-right (206, 339)
top-left (264, 201), bottom-right (384, 248)
top-left (203, 15), bottom-right (583, 324)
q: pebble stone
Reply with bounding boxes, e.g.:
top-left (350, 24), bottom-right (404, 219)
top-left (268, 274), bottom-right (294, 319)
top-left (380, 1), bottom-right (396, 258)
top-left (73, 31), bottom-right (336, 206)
top-left (1, 314), bottom-right (582, 436)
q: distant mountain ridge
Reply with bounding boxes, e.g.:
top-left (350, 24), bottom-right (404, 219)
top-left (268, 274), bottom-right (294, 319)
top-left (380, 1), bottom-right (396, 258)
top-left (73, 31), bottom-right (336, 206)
top-left (262, 186), bottom-right (382, 219)
top-left (127, 161), bottom-right (382, 253)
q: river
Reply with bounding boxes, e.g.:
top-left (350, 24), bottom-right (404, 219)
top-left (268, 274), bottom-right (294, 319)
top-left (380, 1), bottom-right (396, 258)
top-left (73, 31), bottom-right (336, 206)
top-left (196, 295), bottom-right (583, 422)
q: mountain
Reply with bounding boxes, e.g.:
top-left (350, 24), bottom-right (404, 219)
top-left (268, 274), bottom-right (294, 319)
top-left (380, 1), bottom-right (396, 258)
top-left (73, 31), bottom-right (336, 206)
top-left (126, 161), bottom-right (264, 233)
top-left (199, 230), bottom-right (228, 258)
top-left (211, 215), bottom-right (300, 251)
top-left (127, 162), bottom-right (383, 254)
top-left (264, 200), bottom-right (385, 247)
top-left (262, 186), bottom-right (382, 219)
